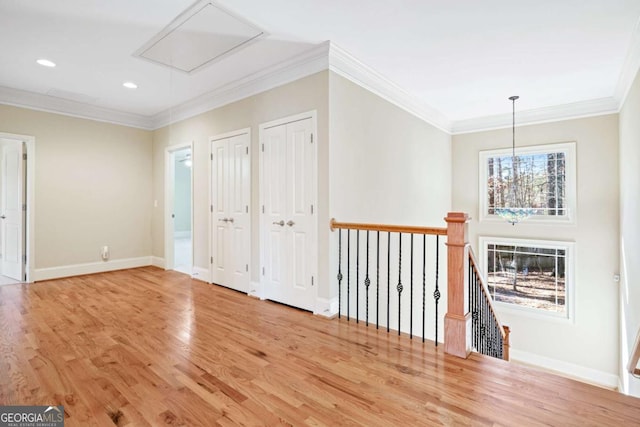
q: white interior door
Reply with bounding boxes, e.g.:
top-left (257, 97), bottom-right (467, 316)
top-left (211, 132), bottom-right (250, 292)
top-left (1, 142), bottom-right (24, 281)
top-left (261, 117), bottom-right (316, 311)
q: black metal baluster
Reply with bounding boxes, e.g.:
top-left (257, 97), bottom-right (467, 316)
top-left (483, 295), bottom-right (488, 355)
top-left (338, 229), bottom-right (342, 319)
top-left (397, 233), bottom-right (403, 336)
top-left (470, 263), bottom-right (475, 350)
top-left (356, 230), bottom-right (360, 323)
top-left (479, 286), bottom-right (483, 354)
top-left (376, 231), bottom-right (380, 330)
top-left (481, 289), bottom-right (485, 355)
top-left (434, 235), bottom-right (440, 346)
top-left (422, 234), bottom-right (426, 343)
top-left (474, 269), bottom-right (479, 350)
top-left (347, 229), bottom-right (350, 321)
top-left (387, 232), bottom-right (391, 333)
top-left (365, 231), bottom-right (371, 326)
top-left (474, 276), bottom-right (478, 353)
top-left (410, 233), bottom-right (414, 339)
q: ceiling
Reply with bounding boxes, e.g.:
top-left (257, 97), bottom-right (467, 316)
top-left (1, 0), bottom-right (639, 133)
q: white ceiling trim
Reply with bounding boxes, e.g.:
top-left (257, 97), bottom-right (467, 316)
top-left (452, 97), bottom-right (619, 135)
top-left (327, 43), bottom-right (452, 134)
top-left (150, 41), bottom-right (330, 129)
top-left (0, 85), bottom-right (154, 129)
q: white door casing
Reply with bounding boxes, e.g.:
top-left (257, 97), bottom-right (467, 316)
top-left (1, 141), bottom-right (25, 281)
top-left (210, 130), bottom-right (250, 292)
top-left (260, 113), bottom-right (317, 311)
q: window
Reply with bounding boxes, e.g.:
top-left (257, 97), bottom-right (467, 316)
top-left (479, 142), bottom-right (576, 223)
top-left (480, 237), bottom-right (574, 320)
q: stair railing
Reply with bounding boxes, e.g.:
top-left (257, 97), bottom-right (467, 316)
top-left (469, 249), bottom-right (510, 360)
top-left (330, 218), bottom-right (447, 343)
top-left (330, 212), bottom-right (510, 361)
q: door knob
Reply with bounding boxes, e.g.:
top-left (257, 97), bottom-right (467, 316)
top-left (287, 220), bottom-right (295, 227)
top-left (272, 220), bottom-right (284, 226)
top-left (0, 215), bottom-right (5, 219)
top-left (228, 218), bottom-right (234, 223)
top-left (218, 218), bottom-right (228, 222)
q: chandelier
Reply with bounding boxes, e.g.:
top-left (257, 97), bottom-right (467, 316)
top-left (495, 96), bottom-right (535, 225)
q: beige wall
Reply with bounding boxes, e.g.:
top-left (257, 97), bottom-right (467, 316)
top-left (151, 71), bottom-right (329, 290)
top-left (329, 73), bottom-right (452, 225)
top-left (328, 73), bottom-right (451, 336)
top-left (619, 69), bottom-right (640, 397)
top-left (453, 114), bottom-right (620, 383)
top-left (0, 104), bottom-right (153, 270)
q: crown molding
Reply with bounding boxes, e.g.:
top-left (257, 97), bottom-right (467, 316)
top-left (2, 28), bottom-right (639, 135)
top-left (150, 42), bottom-right (330, 129)
top-left (0, 85), bottom-right (154, 129)
top-left (327, 43), bottom-right (452, 134)
top-left (451, 97), bottom-right (620, 135)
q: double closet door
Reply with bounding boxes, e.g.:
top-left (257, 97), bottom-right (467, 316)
top-left (211, 131), bottom-right (250, 292)
top-left (261, 117), bottom-right (316, 311)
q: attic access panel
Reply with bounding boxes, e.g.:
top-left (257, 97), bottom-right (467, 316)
top-left (135, 1), bottom-right (265, 74)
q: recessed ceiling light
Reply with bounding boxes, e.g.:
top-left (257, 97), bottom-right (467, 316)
top-left (123, 81), bottom-right (138, 89)
top-left (36, 59), bottom-right (56, 68)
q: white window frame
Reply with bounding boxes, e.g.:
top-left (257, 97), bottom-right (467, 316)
top-left (479, 236), bottom-right (575, 323)
top-left (479, 141), bottom-right (577, 224)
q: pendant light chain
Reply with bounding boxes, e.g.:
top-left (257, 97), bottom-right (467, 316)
top-left (495, 95), bottom-right (534, 225)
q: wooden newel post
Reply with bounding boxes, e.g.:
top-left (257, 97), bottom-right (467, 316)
top-left (444, 212), bottom-right (472, 358)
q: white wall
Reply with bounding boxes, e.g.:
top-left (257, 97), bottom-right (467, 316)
top-left (0, 104), bottom-right (153, 277)
top-left (329, 73), bottom-right (452, 337)
top-left (452, 114), bottom-right (620, 387)
top-left (619, 68), bottom-right (640, 397)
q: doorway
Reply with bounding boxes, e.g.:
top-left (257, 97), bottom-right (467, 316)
top-left (210, 129), bottom-right (251, 292)
top-left (0, 134), bottom-right (31, 284)
top-left (259, 112), bottom-right (317, 311)
top-left (164, 143), bottom-right (193, 275)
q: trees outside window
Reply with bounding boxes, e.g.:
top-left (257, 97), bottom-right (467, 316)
top-left (480, 237), bottom-right (574, 320)
top-left (480, 142), bottom-right (575, 223)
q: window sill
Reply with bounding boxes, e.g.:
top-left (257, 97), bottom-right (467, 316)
top-left (481, 214), bottom-right (576, 226)
top-left (494, 301), bottom-right (574, 324)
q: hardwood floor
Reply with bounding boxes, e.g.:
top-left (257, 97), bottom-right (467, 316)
top-left (1, 267), bottom-right (638, 426)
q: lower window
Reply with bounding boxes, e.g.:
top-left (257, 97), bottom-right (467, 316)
top-left (479, 237), bottom-right (573, 319)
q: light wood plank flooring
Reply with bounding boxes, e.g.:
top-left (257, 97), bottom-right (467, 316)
top-left (1, 267), bottom-right (638, 426)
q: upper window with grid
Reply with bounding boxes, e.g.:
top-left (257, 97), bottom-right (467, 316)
top-left (479, 142), bottom-right (576, 223)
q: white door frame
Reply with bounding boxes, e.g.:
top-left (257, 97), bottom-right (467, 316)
top-left (258, 110), bottom-right (318, 305)
top-left (209, 128), bottom-right (251, 286)
top-left (164, 142), bottom-right (193, 272)
top-left (0, 132), bottom-right (34, 283)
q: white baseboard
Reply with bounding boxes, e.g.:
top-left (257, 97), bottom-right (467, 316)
top-left (34, 256), bottom-right (152, 281)
top-left (510, 349), bottom-right (619, 389)
top-left (315, 296), bottom-right (339, 318)
top-left (248, 281), bottom-right (264, 299)
top-left (191, 266), bottom-right (209, 283)
top-left (151, 256), bottom-right (165, 268)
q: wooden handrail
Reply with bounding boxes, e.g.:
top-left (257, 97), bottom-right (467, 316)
top-left (330, 218), bottom-right (447, 235)
top-left (469, 247), bottom-right (510, 360)
top-left (629, 328), bottom-right (640, 376)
